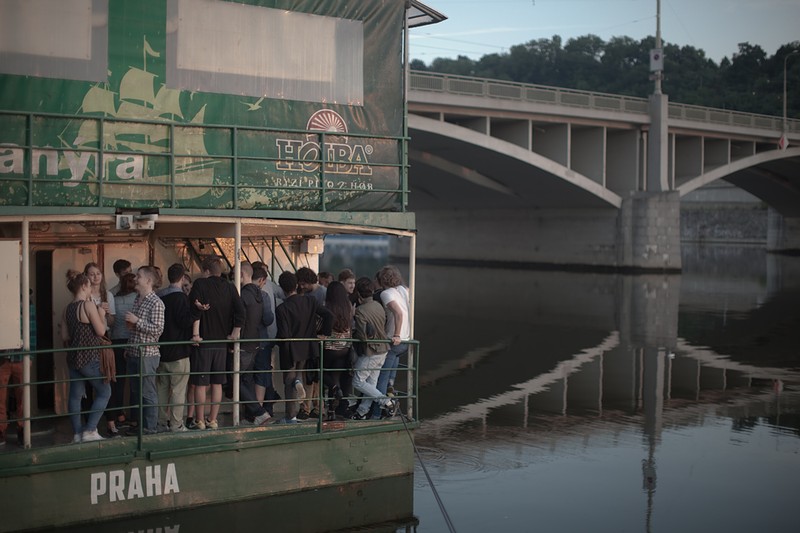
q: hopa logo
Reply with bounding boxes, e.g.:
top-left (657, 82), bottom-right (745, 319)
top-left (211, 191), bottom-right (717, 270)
top-left (276, 110), bottom-right (373, 176)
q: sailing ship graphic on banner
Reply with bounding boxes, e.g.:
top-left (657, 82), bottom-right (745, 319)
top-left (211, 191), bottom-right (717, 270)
top-left (71, 52), bottom-right (215, 202)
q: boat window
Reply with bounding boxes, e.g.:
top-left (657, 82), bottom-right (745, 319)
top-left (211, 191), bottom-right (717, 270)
top-left (0, 0), bottom-right (108, 82)
top-left (166, 0), bottom-right (364, 106)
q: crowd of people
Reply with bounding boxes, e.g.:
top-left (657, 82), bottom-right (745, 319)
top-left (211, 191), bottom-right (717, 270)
top-left (4, 256), bottom-right (412, 444)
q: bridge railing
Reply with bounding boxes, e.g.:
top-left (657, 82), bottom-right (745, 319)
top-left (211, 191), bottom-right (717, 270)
top-left (410, 70), bottom-right (649, 114)
top-left (410, 70), bottom-right (800, 134)
top-left (667, 101), bottom-right (798, 133)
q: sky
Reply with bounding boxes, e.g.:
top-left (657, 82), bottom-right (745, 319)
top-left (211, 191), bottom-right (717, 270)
top-left (409, 0), bottom-right (800, 66)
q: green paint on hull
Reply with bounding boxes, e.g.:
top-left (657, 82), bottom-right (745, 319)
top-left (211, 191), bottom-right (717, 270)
top-left (63, 474), bottom-right (417, 532)
top-left (0, 424), bottom-right (416, 531)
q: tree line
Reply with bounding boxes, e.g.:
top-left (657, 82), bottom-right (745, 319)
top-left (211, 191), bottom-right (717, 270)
top-left (410, 36), bottom-right (800, 118)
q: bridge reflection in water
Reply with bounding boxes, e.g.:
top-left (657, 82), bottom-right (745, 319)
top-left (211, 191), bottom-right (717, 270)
top-left (412, 245), bottom-right (800, 533)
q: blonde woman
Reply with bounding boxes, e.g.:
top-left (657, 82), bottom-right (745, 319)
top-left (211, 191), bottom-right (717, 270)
top-left (84, 262), bottom-right (116, 331)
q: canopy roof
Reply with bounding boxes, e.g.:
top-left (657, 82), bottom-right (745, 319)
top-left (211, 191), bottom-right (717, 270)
top-left (408, 1), bottom-right (447, 28)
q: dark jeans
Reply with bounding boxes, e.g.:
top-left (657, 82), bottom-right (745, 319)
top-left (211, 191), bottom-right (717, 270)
top-left (239, 350), bottom-right (266, 418)
top-left (323, 347), bottom-right (352, 409)
top-left (105, 344), bottom-right (128, 423)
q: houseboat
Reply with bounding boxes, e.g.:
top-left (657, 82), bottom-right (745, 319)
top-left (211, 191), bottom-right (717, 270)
top-left (0, 0), bottom-right (445, 530)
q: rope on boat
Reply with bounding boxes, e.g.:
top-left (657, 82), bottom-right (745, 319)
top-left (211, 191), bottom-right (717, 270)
top-left (398, 411), bottom-right (458, 533)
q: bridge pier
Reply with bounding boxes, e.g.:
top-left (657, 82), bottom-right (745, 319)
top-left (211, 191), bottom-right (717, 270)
top-left (767, 209), bottom-right (800, 253)
top-left (617, 191), bottom-right (682, 271)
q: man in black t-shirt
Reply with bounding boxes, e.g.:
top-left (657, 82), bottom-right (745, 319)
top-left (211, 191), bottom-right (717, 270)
top-left (188, 256), bottom-right (245, 430)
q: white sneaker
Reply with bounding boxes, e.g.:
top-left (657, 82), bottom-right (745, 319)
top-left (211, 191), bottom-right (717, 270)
top-left (254, 412), bottom-right (272, 426)
top-left (293, 379), bottom-right (306, 400)
top-left (171, 424), bottom-right (188, 432)
top-left (81, 430), bottom-right (104, 442)
top-left (381, 399), bottom-right (398, 419)
top-left (72, 434), bottom-right (82, 444)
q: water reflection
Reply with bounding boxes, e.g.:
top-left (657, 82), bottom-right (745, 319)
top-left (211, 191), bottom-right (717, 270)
top-left (412, 246), bottom-right (800, 533)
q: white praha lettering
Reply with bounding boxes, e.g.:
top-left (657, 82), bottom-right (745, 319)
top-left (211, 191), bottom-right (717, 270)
top-left (91, 463), bottom-right (180, 505)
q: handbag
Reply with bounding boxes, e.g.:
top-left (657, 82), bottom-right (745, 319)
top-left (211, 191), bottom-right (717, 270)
top-left (324, 329), bottom-right (351, 352)
top-left (98, 335), bottom-right (117, 384)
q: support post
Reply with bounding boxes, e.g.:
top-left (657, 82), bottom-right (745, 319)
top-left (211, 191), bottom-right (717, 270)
top-left (22, 218), bottom-right (31, 449)
top-left (232, 221), bottom-right (241, 426)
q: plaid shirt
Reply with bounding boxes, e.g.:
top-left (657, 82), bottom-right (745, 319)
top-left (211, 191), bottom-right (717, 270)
top-left (125, 291), bottom-right (165, 358)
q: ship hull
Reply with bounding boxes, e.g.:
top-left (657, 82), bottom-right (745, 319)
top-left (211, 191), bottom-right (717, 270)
top-left (0, 423), bottom-right (415, 531)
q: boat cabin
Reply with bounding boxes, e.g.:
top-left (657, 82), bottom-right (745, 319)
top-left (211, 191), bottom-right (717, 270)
top-left (0, 0), bottom-right (445, 530)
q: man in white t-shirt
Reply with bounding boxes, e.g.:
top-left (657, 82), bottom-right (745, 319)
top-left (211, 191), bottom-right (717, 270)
top-left (373, 265), bottom-right (410, 419)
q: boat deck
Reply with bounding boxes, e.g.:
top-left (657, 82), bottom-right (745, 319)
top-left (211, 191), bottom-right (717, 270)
top-left (0, 400), bottom-right (407, 452)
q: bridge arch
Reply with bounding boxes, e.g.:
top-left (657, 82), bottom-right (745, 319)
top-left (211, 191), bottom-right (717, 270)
top-left (678, 147), bottom-right (800, 216)
top-left (408, 115), bottom-right (622, 210)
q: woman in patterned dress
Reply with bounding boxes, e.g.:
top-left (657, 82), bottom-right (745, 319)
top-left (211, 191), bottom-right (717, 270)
top-left (61, 270), bottom-right (112, 443)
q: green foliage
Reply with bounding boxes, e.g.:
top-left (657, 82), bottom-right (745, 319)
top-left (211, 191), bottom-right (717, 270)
top-left (413, 36), bottom-right (800, 118)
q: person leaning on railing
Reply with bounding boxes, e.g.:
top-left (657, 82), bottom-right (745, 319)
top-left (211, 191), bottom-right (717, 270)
top-left (349, 276), bottom-right (394, 420)
top-left (371, 265), bottom-right (410, 419)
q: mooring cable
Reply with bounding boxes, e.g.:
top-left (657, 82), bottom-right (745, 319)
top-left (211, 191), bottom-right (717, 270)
top-left (398, 410), bottom-right (458, 533)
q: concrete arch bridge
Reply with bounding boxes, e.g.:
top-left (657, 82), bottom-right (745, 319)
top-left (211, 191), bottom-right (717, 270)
top-left (407, 71), bottom-right (800, 271)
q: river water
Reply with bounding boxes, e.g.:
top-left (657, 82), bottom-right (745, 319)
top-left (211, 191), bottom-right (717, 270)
top-left (410, 244), bottom-right (800, 533)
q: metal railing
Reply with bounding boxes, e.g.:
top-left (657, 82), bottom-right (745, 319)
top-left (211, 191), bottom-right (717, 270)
top-left (0, 109), bottom-right (408, 212)
top-left (0, 336), bottom-right (418, 458)
top-left (409, 70), bottom-right (800, 134)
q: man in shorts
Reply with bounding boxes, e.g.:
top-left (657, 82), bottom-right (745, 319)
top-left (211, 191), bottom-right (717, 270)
top-left (188, 256), bottom-right (245, 430)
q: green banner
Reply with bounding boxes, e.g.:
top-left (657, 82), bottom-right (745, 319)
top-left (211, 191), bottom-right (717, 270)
top-left (0, 0), bottom-right (405, 211)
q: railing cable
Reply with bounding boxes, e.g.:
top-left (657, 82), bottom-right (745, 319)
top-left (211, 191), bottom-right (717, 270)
top-left (398, 411), bottom-right (457, 533)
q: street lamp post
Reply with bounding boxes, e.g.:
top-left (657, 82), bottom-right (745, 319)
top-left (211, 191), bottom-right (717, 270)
top-left (652, 0), bottom-right (663, 95)
top-left (783, 50), bottom-right (799, 137)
